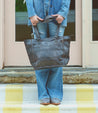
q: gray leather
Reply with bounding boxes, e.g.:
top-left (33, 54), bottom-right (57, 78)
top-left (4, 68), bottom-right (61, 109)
top-left (24, 16), bottom-right (71, 70)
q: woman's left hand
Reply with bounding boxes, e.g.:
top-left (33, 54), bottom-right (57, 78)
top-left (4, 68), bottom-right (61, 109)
top-left (51, 14), bottom-right (64, 24)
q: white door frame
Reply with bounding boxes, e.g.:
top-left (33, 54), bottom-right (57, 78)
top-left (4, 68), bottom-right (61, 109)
top-left (82, 0), bottom-right (98, 68)
top-left (0, 0), bottom-right (4, 69)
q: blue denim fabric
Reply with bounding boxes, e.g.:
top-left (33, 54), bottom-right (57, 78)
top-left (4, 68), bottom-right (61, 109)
top-left (25, 0), bottom-right (71, 27)
top-left (32, 21), bottom-right (65, 101)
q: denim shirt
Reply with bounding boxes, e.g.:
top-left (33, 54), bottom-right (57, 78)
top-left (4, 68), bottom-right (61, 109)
top-left (25, 0), bottom-right (71, 27)
top-left (44, 0), bottom-right (50, 16)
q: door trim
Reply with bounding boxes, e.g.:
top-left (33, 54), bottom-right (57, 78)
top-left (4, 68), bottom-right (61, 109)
top-left (82, 0), bottom-right (98, 68)
top-left (82, 0), bottom-right (92, 68)
top-left (0, 0), bottom-right (4, 69)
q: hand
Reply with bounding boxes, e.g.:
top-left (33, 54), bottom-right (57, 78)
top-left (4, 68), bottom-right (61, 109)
top-left (51, 14), bottom-right (65, 24)
top-left (30, 15), bottom-right (44, 26)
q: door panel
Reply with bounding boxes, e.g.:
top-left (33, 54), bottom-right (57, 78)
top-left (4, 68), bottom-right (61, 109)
top-left (4, 0), bottom-right (30, 66)
top-left (82, 0), bottom-right (98, 67)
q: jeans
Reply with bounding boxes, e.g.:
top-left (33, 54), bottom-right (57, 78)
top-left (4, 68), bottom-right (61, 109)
top-left (32, 22), bottom-right (65, 101)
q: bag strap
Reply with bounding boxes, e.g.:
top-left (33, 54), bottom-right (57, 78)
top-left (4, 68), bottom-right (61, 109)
top-left (33, 15), bottom-right (60, 40)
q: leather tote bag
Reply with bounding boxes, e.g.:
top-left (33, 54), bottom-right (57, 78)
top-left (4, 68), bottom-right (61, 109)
top-left (24, 16), bottom-right (71, 70)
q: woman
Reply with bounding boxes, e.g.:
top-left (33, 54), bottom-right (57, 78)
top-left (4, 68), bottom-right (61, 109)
top-left (25, 0), bottom-right (71, 105)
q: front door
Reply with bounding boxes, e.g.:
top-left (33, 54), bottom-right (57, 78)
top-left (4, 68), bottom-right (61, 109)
top-left (4, 0), bottom-right (82, 66)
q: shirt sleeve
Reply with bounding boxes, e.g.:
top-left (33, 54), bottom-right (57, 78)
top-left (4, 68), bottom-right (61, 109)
top-left (25, 0), bottom-right (36, 19)
top-left (57, 0), bottom-right (71, 19)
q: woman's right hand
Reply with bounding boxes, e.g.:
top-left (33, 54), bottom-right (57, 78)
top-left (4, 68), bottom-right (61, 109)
top-left (30, 15), bottom-right (44, 26)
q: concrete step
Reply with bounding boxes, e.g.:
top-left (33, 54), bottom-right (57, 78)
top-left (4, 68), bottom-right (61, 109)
top-left (0, 66), bottom-right (98, 83)
top-left (0, 84), bottom-right (98, 103)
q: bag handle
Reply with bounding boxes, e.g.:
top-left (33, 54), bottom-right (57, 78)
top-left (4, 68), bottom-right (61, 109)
top-left (33, 15), bottom-right (60, 40)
